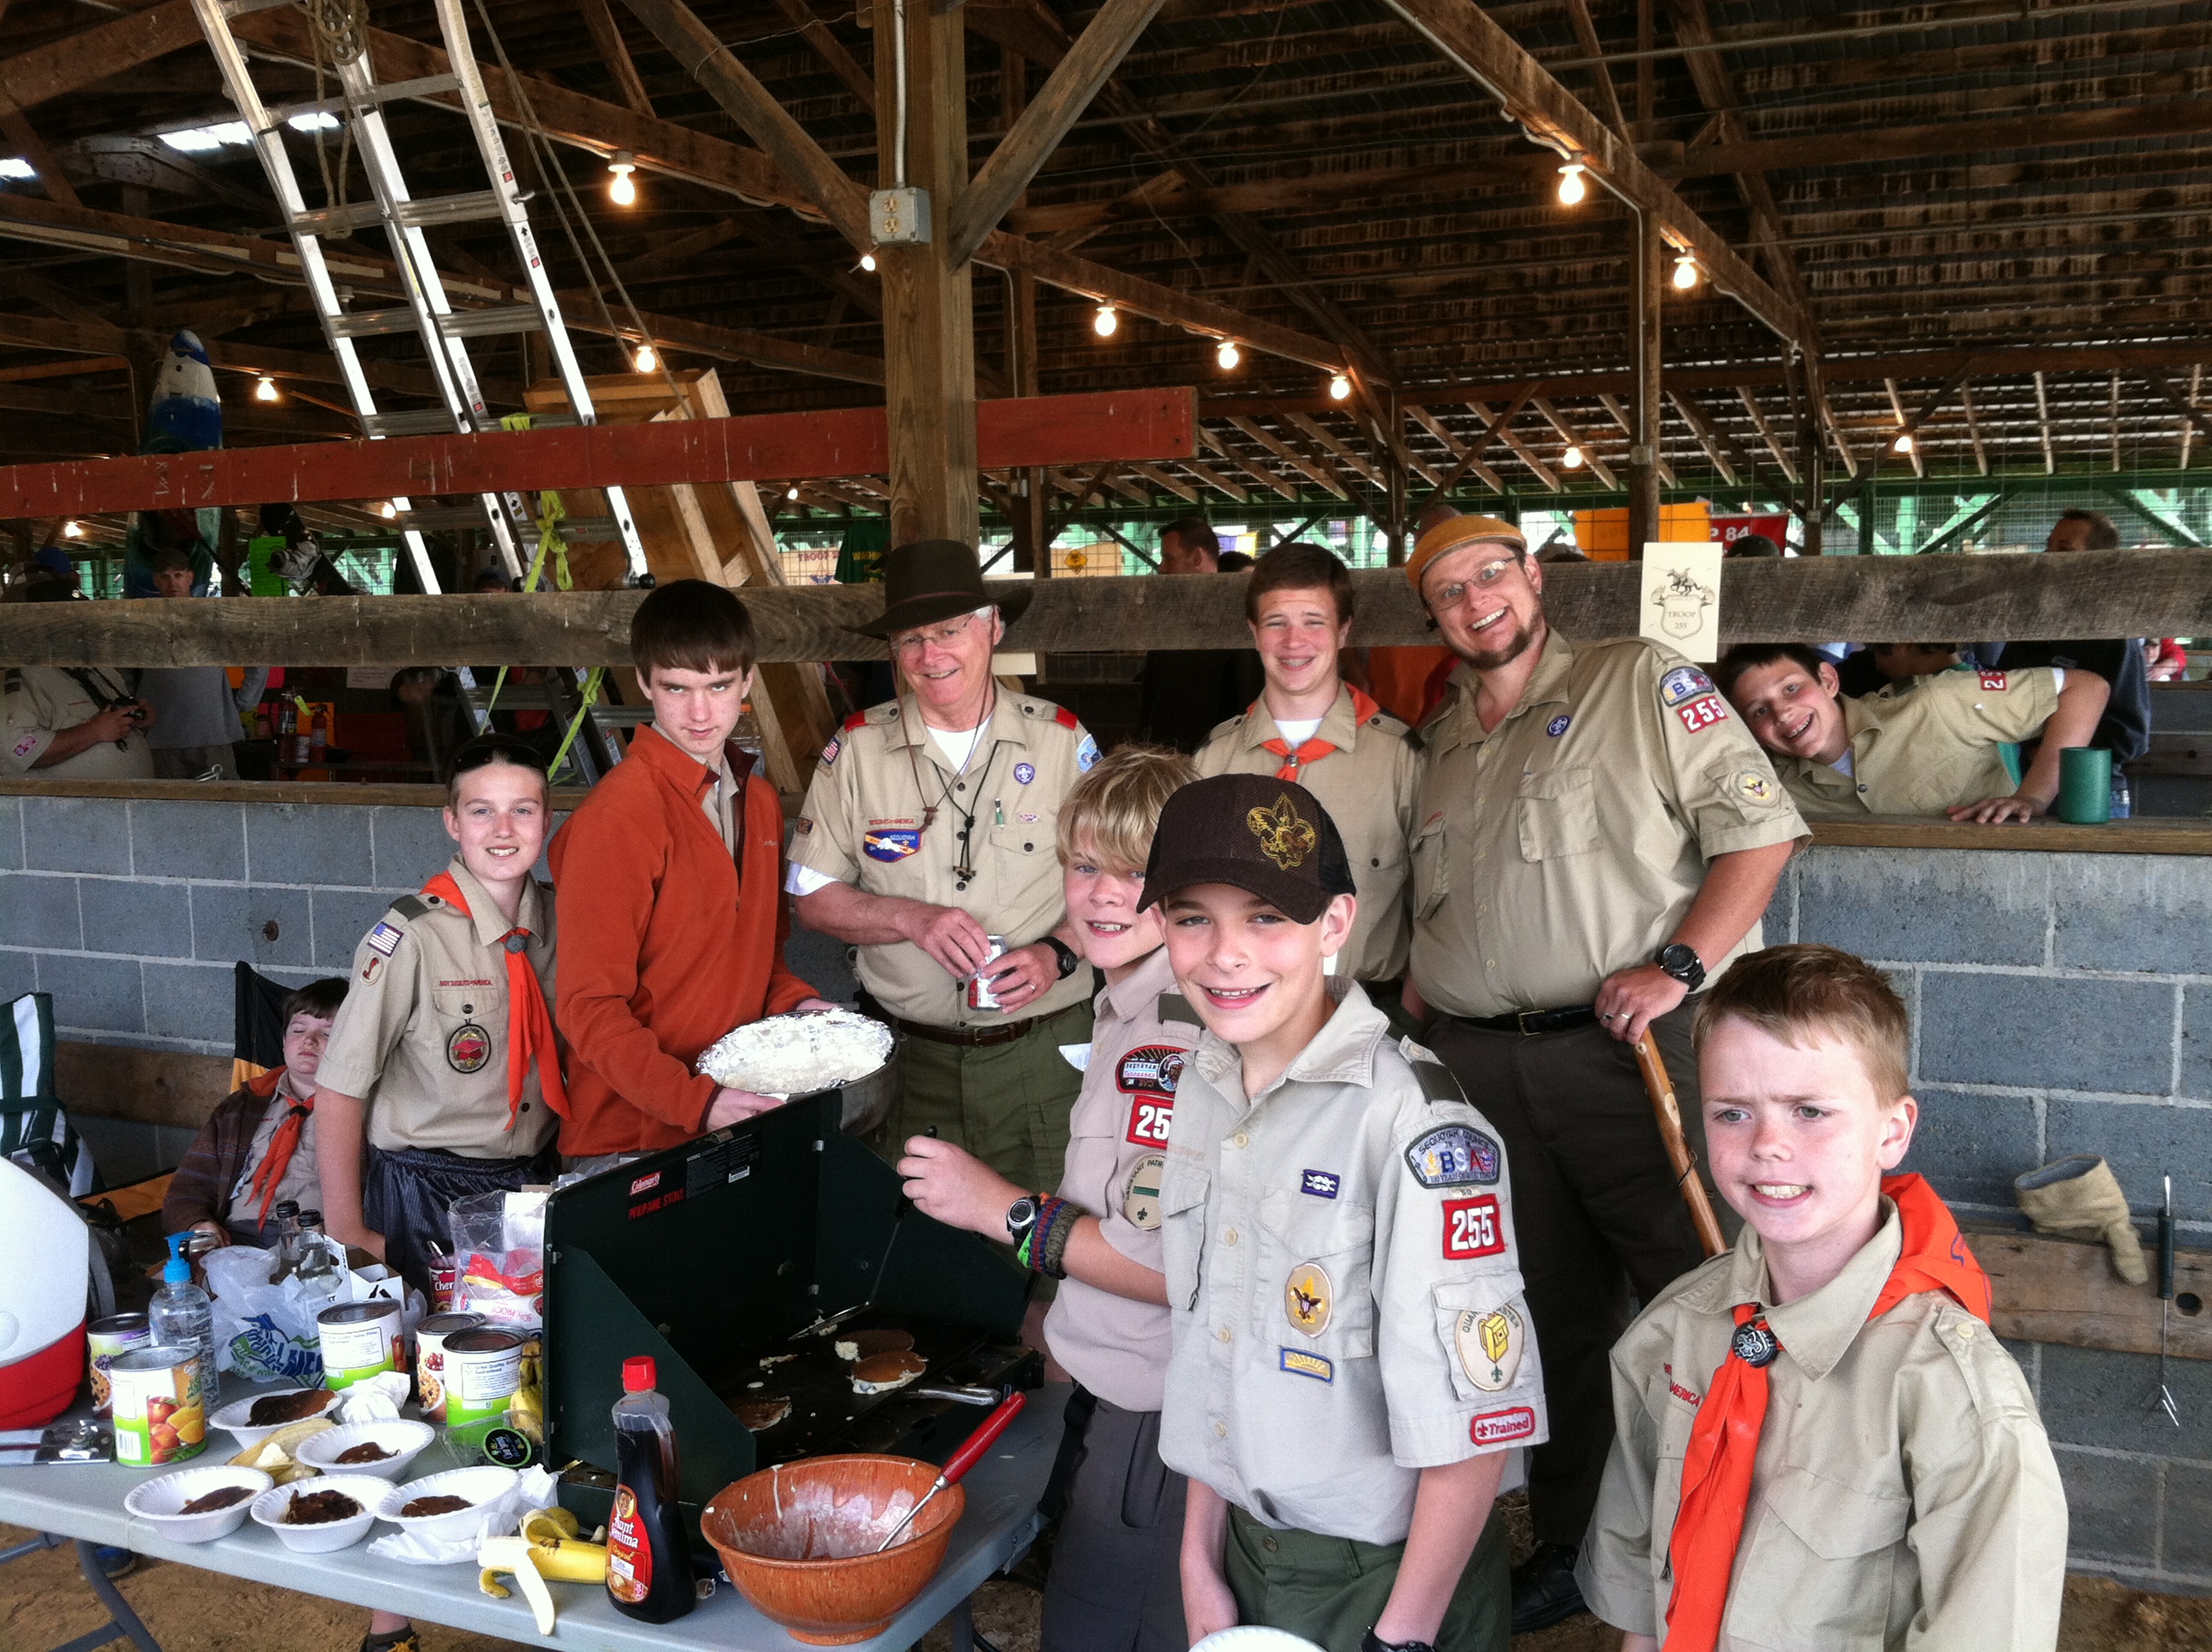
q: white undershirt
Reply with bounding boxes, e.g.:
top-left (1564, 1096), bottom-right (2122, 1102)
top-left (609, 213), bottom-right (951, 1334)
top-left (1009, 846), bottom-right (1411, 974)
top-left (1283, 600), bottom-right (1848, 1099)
top-left (1273, 717), bottom-right (1324, 747)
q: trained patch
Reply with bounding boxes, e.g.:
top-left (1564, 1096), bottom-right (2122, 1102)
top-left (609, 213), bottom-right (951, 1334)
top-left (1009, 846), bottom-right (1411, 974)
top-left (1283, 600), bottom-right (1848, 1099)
top-left (1455, 1306), bottom-right (1525, 1393)
top-left (1545, 714), bottom-right (1571, 737)
top-left (1659, 665), bottom-right (1717, 707)
top-left (446, 1021), bottom-right (492, 1074)
top-left (1470, 1405), bottom-right (1536, 1446)
top-left (1076, 734), bottom-right (1102, 772)
top-left (1405, 1125), bottom-right (1500, 1189)
top-left (863, 829), bottom-right (921, 862)
top-left (1674, 693), bottom-right (1731, 734)
top-left (366, 921), bottom-right (405, 957)
top-left (1013, 761), bottom-right (1036, 785)
top-left (1442, 1195), bottom-right (1506, 1260)
top-left (1122, 1154), bottom-right (1166, 1230)
top-left (1278, 1347), bottom-right (1334, 1383)
top-left (1300, 1169), bottom-right (1341, 1200)
top-left (1285, 1262), bottom-right (1333, 1335)
top-left (1733, 770), bottom-right (1776, 805)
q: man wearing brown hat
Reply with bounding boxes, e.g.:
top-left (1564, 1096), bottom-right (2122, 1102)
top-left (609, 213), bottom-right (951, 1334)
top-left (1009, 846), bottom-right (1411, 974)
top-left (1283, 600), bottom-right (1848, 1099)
top-left (789, 540), bottom-right (1099, 1194)
top-left (1400, 515), bottom-right (1805, 1632)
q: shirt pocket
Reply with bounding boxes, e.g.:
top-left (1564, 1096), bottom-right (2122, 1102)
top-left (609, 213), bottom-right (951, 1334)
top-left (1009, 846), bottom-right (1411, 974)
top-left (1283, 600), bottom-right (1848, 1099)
top-left (428, 988), bottom-right (502, 1081)
top-left (1430, 1275), bottom-right (1535, 1404)
top-left (1260, 1192), bottom-right (1377, 1359)
top-left (1159, 1163), bottom-right (1212, 1312)
top-left (1409, 812), bottom-right (1448, 919)
top-left (1516, 765), bottom-right (1599, 862)
top-left (1723, 1469), bottom-right (1908, 1649)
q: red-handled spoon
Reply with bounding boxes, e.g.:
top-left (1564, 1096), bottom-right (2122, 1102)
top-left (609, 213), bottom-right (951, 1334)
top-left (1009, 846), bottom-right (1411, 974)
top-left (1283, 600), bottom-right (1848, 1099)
top-left (874, 1390), bottom-right (1027, 1553)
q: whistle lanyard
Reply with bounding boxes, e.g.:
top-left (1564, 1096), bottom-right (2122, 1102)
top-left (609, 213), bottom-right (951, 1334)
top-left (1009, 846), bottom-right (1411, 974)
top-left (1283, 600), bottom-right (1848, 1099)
top-left (899, 690), bottom-right (1002, 885)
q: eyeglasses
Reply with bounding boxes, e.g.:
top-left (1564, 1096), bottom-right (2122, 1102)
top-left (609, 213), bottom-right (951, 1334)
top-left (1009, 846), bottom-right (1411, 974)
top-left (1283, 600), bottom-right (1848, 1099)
top-left (889, 613), bottom-right (981, 658)
top-left (1427, 555), bottom-right (1524, 611)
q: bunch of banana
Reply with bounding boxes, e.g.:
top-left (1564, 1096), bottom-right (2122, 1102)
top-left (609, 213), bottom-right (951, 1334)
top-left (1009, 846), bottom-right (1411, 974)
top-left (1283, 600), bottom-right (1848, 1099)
top-left (478, 1505), bottom-right (609, 1635)
top-left (504, 1336), bottom-right (545, 1448)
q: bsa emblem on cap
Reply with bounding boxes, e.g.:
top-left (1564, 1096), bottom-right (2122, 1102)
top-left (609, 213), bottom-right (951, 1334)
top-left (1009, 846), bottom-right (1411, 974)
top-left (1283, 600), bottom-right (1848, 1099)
top-left (1455, 1306), bottom-right (1525, 1393)
top-left (446, 1021), bottom-right (492, 1073)
top-left (1246, 794), bottom-right (1318, 870)
top-left (1732, 1318), bottom-right (1780, 1368)
top-left (1284, 1262), bottom-right (1333, 1336)
top-left (1123, 1154), bottom-right (1166, 1230)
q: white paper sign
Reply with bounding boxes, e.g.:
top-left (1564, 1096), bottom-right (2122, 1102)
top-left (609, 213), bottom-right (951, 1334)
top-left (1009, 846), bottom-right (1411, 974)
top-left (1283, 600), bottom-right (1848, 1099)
top-left (1639, 543), bottom-right (1726, 662)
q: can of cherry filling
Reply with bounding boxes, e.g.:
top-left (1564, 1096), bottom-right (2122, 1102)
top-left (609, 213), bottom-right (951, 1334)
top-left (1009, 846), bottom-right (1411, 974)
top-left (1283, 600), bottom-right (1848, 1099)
top-left (413, 1312), bottom-right (485, 1422)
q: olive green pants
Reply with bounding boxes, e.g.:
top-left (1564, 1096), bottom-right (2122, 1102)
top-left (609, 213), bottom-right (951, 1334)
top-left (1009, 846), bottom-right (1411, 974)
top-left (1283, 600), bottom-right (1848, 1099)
top-left (1225, 1502), bottom-right (1511, 1652)
top-left (876, 999), bottom-right (1093, 1195)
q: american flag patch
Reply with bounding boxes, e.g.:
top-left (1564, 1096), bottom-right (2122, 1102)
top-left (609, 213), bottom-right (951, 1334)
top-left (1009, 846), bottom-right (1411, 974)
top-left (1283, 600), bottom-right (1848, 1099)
top-left (366, 922), bottom-right (405, 957)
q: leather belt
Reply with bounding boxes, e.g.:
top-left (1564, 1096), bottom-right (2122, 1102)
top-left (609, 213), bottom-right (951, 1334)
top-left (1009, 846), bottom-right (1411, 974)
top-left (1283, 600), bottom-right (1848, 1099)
top-left (893, 1005), bottom-right (1073, 1049)
top-left (1451, 1004), bottom-right (1599, 1037)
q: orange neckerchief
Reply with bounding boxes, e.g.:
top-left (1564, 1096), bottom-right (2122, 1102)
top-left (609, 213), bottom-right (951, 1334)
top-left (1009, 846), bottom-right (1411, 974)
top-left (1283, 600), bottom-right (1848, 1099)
top-left (422, 871), bottom-right (569, 1126)
top-left (1662, 1174), bottom-right (1989, 1650)
top-left (243, 1067), bottom-right (311, 1230)
top-left (1258, 686), bottom-right (1382, 781)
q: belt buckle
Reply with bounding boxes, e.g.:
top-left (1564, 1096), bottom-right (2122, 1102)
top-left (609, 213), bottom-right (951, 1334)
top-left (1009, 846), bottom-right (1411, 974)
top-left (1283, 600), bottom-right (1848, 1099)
top-left (1514, 1009), bottom-right (1546, 1037)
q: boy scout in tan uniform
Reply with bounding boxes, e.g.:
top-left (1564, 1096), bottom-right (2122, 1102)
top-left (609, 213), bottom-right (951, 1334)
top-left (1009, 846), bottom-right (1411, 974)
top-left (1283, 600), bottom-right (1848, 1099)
top-left (1147, 775), bottom-right (1545, 1652)
top-left (1401, 516), bottom-right (1805, 1632)
top-left (3, 665), bottom-right (154, 779)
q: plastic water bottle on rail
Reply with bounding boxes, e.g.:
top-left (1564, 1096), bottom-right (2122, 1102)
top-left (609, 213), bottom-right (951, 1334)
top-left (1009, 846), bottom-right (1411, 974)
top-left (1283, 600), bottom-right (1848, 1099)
top-left (150, 1233), bottom-right (216, 1393)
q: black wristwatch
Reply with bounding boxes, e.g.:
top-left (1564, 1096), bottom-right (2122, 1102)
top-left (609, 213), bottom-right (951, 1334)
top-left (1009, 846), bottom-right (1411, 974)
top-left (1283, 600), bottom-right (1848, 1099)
top-left (1038, 934), bottom-right (1081, 980)
top-left (1360, 1631), bottom-right (1436, 1652)
top-left (1655, 942), bottom-right (1707, 993)
top-left (1005, 1195), bottom-right (1041, 1242)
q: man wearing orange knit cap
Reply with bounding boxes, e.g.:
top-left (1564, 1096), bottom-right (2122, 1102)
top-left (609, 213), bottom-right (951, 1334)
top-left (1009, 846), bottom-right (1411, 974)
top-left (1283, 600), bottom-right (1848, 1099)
top-left (1400, 515), bottom-right (1807, 1632)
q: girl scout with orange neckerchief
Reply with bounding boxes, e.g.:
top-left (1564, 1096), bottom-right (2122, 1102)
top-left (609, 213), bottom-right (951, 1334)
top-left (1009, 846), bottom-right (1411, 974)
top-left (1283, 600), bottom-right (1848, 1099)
top-left (315, 734), bottom-right (568, 1300)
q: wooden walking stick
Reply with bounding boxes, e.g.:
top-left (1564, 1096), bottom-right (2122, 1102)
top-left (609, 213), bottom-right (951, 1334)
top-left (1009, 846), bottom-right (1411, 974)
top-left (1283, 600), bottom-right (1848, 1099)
top-left (1633, 1029), bottom-right (1727, 1258)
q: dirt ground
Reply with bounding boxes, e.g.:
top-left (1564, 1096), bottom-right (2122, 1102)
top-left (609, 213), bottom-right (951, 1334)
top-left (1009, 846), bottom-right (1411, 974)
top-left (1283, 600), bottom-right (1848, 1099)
top-left (6, 1513), bottom-right (2209, 1651)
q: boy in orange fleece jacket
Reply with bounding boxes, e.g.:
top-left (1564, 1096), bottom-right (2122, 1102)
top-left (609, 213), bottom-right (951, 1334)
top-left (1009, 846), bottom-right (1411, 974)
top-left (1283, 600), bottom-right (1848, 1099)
top-left (549, 580), bottom-right (833, 1161)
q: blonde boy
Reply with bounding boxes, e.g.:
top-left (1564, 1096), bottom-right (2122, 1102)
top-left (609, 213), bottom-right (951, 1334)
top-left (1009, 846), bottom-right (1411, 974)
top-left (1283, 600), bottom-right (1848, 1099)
top-left (1577, 944), bottom-right (2066, 1651)
top-left (899, 745), bottom-right (1199, 1652)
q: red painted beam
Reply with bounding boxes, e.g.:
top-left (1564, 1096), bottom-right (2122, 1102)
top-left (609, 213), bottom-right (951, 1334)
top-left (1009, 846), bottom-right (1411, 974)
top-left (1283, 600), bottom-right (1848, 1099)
top-left (0, 387), bottom-right (1197, 517)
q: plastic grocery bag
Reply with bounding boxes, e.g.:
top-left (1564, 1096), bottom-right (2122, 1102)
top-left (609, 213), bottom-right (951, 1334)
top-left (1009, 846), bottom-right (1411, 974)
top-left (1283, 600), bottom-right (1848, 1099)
top-left (205, 1249), bottom-right (423, 1382)
top-left (448, 1188), bottom-right (550, 1329)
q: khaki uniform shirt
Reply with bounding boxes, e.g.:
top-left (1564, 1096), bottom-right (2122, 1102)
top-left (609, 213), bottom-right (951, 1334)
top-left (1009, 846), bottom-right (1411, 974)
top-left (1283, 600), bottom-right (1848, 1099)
top-left (2, 666), bottom-right (153, 779)
top-left (318, 857), bottom-right (560, 1160)
top-left (1407, 633), bottom-right (1807, 1020)
top-left (1195, 684), bottom-right (1422, 982)
top-left (1157, 983), bottom-right (1550, 1546)
top-left (790, 690), bottom-right (1097, 1027)
top-left (1775, 667), bottom-right (2062, 820)
top-left (1044, 947), bottom-right (1198, 1415)
top-left (1577, 1206), bottom-right (2067, 1650)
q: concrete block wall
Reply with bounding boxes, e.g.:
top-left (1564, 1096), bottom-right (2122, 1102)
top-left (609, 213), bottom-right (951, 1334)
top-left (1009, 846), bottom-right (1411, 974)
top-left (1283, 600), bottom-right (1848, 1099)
top-left (1768, 844), bottom-right (2212, 1594)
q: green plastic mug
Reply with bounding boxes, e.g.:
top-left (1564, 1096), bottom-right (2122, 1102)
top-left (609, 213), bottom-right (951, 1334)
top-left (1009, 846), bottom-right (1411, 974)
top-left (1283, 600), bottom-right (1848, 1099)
top-left (2056, 747), bottom-right (2112, 824)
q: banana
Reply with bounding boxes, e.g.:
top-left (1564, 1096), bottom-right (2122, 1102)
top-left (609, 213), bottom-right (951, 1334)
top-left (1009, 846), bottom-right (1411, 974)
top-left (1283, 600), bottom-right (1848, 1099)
top-left (230, 1416), bottom-right (335, 1484)
top-left (519, 1505), bottom-right (579, 1544)
top-left (478, 1537), bottom-right (557, 1636)
top-left (526, 1536), bottom-right (609, 1585)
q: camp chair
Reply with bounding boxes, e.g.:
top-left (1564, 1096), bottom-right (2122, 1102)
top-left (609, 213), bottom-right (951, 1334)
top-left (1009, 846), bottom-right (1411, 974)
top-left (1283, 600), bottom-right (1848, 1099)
top-left (232, 960), bottom-right (291, 1091)
top-left (1, 993), bottom-right (98, 1199)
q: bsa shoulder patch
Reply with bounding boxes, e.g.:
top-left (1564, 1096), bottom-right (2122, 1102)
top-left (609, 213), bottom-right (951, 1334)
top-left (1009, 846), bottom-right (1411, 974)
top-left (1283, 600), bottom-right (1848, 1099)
top-left (1075, 733), bottom-right (1102, 772)
top-left (1117, 1044), bottom-right (1186, 1096)
top-left (1674, 693), bottom-right (1731, 734)
top-left (446, 1021), bottom-right (492, 1073)
top-left (365, 921), bottom-right (406, 957)
top-left (1278, 1347), bottom-right (1333, 1382)
top-left (1406, 1124), bottom-right (1500, 1188)
top-left (1470, 1405), bottom-right (1537, 1446)
top-left (1659, 665), bottom-right (1717, 707)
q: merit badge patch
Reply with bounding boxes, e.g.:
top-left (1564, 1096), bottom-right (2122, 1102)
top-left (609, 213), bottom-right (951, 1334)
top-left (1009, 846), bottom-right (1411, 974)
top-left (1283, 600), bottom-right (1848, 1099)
top-left (366, 921), bottom-right (405, 958)
top-left (863, 828), bottom-right (922, 862)
top-left (1300, 1169), bottom-right (1341, 1200)
top-left (1674, 693), bottom-right (1731, 734)
top-left (1285, 1263), bottom-right (1333, 1335)
top-left (820, 737), bottom-right (841, 766)
top-left (1978, 669), bottom-right (2009, 691)
top-left (1076, 734), bottom-right (1102, 772)
top-left (1470, 1406), bottom-right (1537, 1446)
top-left (1405, 1125), bottom-right (1501, 1189)
top-left (1013, 760), bottom-right (1036, 785)
top-left (1279, 1347), bottom-right (1334, 1383)
top-left (1734, 770), bottom-right (1776, 805)
top-left (1546, 714), bottom-right (1571, 737)
top-left (1659, 664), bottom-right (1717, 707)
top-left (1441, 1195), bottom-right (1506, 1260)
top-left (1455, 1306), bottom-right (1525, 1393)
top-left (1123, 1154), bottom-right (1166, 1230)
top-left (446, 1021), bottom-right (492, 1074)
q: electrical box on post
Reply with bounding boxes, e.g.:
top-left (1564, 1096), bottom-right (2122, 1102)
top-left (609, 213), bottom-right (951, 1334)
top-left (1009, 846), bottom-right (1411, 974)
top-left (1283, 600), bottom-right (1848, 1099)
top-left (869, 186), bottom-right (932, 245)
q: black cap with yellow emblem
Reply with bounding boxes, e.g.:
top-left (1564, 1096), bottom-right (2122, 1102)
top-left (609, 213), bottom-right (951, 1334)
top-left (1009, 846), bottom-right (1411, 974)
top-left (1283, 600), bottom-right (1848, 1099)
top-left (1138, 773), bottom-right (1356, 923)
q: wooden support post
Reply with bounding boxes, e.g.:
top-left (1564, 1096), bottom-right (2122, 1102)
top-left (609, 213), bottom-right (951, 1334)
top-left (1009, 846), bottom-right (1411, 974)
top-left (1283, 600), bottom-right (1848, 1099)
top-left (1627, 210), bottom-right (1662, 557)
top-left (876, 0), bottom-right (977, 547)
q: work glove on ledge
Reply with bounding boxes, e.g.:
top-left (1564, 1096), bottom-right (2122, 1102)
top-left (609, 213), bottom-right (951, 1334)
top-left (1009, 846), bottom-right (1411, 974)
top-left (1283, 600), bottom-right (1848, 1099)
top-left (2013, 1154), bottom-right (2149, 1285)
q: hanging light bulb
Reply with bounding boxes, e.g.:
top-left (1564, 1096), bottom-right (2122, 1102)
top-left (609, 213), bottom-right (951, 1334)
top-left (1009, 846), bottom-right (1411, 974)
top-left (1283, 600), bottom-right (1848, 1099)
top-left (378, 501), bottom-right (398, 520)
top-left (1092, 304), bottom-right (1119, 338)
top-left (1563, 444), bottom-right (1585, 469)
top-left (1893, 431), bottom-right (1915, 454)
top-left (786, 485), bottom-right (800, 501)
top-left (1329, 372), bottom-right (1351, 401)
top-left (633, 342), bottom-right (657, 372)
top-left (255, 375), bottom-right (279, 402)
top-left (1215, 339), bottom-right (1241, 370)
top-left (63, 520), bottom-right (83, 538)
top-left (606, 151), bottom-right (637, 206)
top-left (1557, 161), bottom-right (1587, 206)
top-left (859, 252), bottom-right (877, 272)
top-left (1672, 251), bottom-right (1699, 291)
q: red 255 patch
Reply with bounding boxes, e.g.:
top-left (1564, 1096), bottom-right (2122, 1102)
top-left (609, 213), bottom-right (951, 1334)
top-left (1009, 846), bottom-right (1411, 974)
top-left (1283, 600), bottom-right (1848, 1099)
top-left (1978, 669), bottom-right (2009, 691)
top-left (1441, 1195), bottom-right (1505, 1260)
top-left (1126, 1097), bottom-right (1174, 1148)
top-left (1674, 694), bottom-right (1731, 734)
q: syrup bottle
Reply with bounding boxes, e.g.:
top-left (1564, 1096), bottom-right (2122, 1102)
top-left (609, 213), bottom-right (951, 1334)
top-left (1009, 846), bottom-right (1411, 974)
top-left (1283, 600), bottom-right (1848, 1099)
top-left (605, 1356), bottom-right (694, 1623)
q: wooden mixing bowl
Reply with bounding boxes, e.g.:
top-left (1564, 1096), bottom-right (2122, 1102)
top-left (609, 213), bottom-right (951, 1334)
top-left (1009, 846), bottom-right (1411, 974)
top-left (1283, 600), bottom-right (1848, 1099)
top-left (701, 1454), bottom-right (965, 1645)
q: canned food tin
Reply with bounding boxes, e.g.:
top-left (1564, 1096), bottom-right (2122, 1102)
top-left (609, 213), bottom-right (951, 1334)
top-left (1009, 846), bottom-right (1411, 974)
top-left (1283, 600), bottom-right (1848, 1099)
top-left (318, 1299), bottom-right (402, 1389)
top-left (414, 1312), bottom-right (485, 1422)
top-left (86, 1312), bottom-right (151, 1417)
top-left (966, 934), bottom-right (1010, 1011)
top-left (428, 1254), bottom-right (459, 1316)
top-left (443, 1329), bottom-right (525, 1428)
top-left (110, 1346), bottom-right (206, 1466)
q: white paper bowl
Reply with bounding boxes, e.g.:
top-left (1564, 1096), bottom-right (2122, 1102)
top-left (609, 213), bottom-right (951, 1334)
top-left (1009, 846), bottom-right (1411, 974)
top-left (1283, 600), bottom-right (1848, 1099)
top-left (212, 1387), bottom-right (341, 1451)
top-left (124, 1465), bottom-right (274, 1544)
top-left (250, 1475), bottom-right (387, 1552)
top-left (293, 1420), bottom-right (436, 1483)
top-left (378, 1465), bottom-right (519, 1540)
